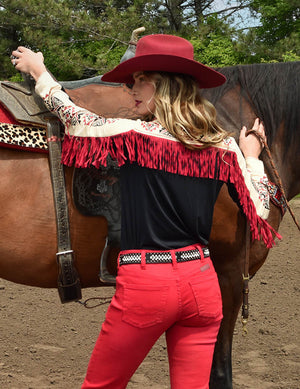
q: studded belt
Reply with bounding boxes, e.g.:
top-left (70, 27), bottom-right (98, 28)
top-left (119, 247), bottom-right (210, 266)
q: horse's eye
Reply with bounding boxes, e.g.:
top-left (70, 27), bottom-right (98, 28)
top-left (126, 83), bottom-right (133, 89)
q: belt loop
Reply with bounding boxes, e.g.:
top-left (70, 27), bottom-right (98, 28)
top-left (171, 250), bottom-right (178, 269)
top-left (196, 244), bottom-right (203, 260)
top-left (140, 251), bottom-right (146, 270)
top-left (117, 254), bottom-right (121, 270)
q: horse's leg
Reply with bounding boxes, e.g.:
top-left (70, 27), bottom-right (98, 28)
top-left (207, 187), bottom-right (246, 388)
top-left (209, 196), bottom-right (282, 388)
top-left (209, 265), bottom-right (244, 388)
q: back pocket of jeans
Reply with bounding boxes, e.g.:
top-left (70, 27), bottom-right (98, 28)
top-left (122, 284), bottom-right (169, 328)
top-left (189, 275), bottom-right (223, 323)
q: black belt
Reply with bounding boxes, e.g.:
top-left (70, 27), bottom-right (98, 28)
top-left (119, 247), bottom-right (210, 266)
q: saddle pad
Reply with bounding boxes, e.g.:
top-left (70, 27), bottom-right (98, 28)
top-left (0, 122), bottom-right (48, 153)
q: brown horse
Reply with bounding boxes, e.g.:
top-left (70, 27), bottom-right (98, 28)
top-left (0, 61), bottom-right (299, 389)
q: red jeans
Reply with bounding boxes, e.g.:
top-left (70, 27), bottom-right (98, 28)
top-left (82, 244), bottom-right (223, 389)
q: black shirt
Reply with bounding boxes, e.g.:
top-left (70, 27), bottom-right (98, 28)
top-left (120, 163), bottom-right (223, 250)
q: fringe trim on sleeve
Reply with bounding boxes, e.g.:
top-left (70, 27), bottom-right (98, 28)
top-left (61, 131), bottom-right (281, 248)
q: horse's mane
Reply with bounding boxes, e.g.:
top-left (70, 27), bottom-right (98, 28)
top-left (210, 62), bottom-right (300, 154)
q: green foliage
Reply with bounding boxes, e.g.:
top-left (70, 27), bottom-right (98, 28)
top-left (190, 15), bottom-right (242, 67)
top-left (0, 0), bottom-right (160, 80)
top-left (191, 36), bottom-right (238, 67)
top-left (282, 50), bottom-right (300, 62)
top-left (245, 0), bottom-right (300, 62)
top-left (0, 0), bottom-right (299, 81)
top-left (251, 0), bottom-right (299, 44)
top-left (192, 35), bottom-right (238, 67)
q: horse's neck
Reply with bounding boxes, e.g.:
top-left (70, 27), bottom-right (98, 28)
top-left (66, 84), bottom-right (137, 119)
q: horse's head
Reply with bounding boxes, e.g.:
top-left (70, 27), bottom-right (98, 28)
top-left (203, 62), bottom-right (300, 200)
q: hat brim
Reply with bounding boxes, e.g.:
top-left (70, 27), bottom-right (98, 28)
top-left (101, 54), bottom-right (226, 88)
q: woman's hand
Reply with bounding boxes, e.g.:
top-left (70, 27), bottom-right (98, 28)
top-left (11, 47), bottom-right (47, 81)
top-left (239, 118), bottom-right (266, 159)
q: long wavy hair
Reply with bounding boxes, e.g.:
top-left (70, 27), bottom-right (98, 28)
top-left (143, 71), bottom-right (228, 150)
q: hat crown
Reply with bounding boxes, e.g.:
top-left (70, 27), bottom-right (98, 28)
top-left (135, 34), bottom-right (194, 60)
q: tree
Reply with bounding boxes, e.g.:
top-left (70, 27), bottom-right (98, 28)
top-left (190, 15), bottom-right (242, 67)
top-left (0, 0), bottom-right (161, 80)
top-left (0, 0), bottom-right (298, 81)
top-left (251, 0), bottom-right (299, 44)
top-left (244, 0), bottom-right (300, 62)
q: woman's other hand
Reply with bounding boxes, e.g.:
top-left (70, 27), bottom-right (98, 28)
top-left (239, 118), bottom-right (266, 159)
top-left (11, 47), bottom-right (47, 81)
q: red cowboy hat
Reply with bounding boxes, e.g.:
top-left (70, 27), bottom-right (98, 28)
top-left (102, 34), bottom-right (226, 88)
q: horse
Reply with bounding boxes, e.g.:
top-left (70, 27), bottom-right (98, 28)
top-left (0, 60), bottom-right (299, 389)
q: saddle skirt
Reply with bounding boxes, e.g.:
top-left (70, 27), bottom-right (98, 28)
top-left (0, 105), bottom-right (121, 235)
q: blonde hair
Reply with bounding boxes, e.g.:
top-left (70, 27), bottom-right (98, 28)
top-left (143, 71), bottom-right (228, 150)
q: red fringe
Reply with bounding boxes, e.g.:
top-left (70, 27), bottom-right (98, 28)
top-left (61, 131), bottom-right (280, 248)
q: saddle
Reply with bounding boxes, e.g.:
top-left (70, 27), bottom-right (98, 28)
top-left (0, 73), bottom-right (119, 297)
top-left (0, 74), bottom-right (55, 127)
top-left (0, 73), bottom-right (82, 303)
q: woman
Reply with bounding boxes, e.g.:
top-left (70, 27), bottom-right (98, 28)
top-left (12, 34), bottom-right (273, 388)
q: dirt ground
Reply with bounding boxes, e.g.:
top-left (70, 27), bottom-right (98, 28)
top-left (0, 200), bottom-right (299, 389)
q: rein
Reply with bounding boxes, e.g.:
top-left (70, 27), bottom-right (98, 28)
top-left (241, 128), bottom-right (300, 335)
top-left (77, 296), bottom-right (112, 309)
